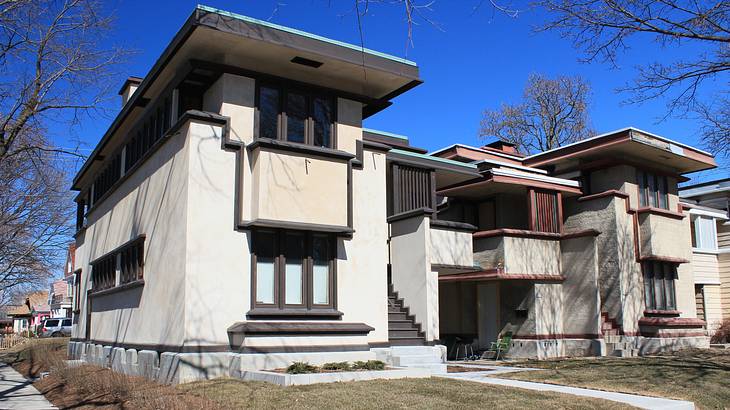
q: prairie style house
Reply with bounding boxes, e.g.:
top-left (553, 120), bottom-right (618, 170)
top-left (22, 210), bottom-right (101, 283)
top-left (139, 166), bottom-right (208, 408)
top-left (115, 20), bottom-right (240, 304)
top-left (680, 179), bottom-right (730, 334)
top-left (68, 6), bottom-right (718, 383)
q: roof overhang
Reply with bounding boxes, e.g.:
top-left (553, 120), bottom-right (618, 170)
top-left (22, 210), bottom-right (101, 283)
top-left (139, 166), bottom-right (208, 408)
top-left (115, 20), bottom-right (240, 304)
top-left (437, 168), bottom-right (582, 199)
top-left (523, 128), bottom-right (716, 175)
top-left (72, 5), bottom-right (421, 190)
top-left (387, 149), bottom-right (481, 190)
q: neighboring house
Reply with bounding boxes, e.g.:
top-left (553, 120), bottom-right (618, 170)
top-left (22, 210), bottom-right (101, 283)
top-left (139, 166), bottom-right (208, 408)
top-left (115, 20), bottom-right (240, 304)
top-left (63, 243), bottom-right (81, 321)
top-left (67, 5), bottom-right (717, 383)
top-left (8, 291), bottom-right (50, 335)
top-left (48, 279), bottom-right (72, 318)
top-left (680, 178), bottom-right (730, 333)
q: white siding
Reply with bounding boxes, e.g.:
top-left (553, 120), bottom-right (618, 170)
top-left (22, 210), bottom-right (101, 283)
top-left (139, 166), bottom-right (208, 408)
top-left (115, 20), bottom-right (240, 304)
top-left (692, 252), bottom-right (721, 284)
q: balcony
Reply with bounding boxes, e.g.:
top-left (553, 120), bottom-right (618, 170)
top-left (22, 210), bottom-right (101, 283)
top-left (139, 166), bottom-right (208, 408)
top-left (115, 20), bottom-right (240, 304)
top-left (472, 229), bottom-right (562, 278)
top-left (429, 219), bottom-right (475, 270)
top-left (637, 208), bottom-right (689, 263)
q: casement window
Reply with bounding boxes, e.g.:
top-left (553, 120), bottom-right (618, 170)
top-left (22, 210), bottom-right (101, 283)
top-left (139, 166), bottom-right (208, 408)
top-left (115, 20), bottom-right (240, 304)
top-left (256, 84), bottom-right (335, 148)
top-left (90, 236), bottom-right (145, 294)
top-left (73, 269), bottom-right (82, 312)
top-left (637, 171), bottom-right (669, 210)
top-left (643, 262), bottom-right (677, 311)
top-left (252, 230), bottom-right (335, 311)
top-left (690, 215), bottom-right (718, 250)
top-left (530, 189), bottom-right (561, 234)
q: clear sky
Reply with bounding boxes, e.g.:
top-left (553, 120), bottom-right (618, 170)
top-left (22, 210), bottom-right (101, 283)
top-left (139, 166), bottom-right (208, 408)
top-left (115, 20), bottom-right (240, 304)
top-left (70, 0), bottom-right (727, 181)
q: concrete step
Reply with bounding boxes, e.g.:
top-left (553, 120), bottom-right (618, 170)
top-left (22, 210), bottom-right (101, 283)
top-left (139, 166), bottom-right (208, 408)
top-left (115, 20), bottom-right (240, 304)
top-left (388, 312), bottom-right (407, 321)
top-left (389, 329), bottom-right (420, 338)
top-left (392, 354), bottom-right (442, 366)
top-left (388, 320), bottom-right (418, 330)
top-left (390, 346), bottom-right (442, 356)
top-left (388, 337), bottom-right (426, 346)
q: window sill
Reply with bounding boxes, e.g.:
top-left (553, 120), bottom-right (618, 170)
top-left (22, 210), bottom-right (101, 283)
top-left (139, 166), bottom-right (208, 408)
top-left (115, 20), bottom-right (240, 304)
top-left (247, 138), bottom-right (355, 161)
top-left (89, 280), bottom-right (145, 298)
top-left (229, 321), bottom-right (373, 336)
top-left (636, 207), bottom-right (685, 220)
top-left (644, 309), bottom-right (681, 317)
top-left (246, 308), bottom-right (343, 320)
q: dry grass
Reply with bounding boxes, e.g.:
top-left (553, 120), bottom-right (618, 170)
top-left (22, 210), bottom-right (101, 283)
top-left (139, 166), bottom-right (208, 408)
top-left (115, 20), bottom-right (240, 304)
top-left (179, 377), bottom-right (633, 409)
top-left (496, 348), bottom-right (730, 409)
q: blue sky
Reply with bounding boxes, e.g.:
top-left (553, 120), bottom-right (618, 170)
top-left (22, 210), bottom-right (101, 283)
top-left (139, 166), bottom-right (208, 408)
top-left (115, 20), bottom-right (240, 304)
top-left (70, 0), bottom-right (727, 181)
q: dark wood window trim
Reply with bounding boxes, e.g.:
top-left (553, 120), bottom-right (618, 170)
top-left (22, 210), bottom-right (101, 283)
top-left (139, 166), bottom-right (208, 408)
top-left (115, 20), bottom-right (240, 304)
top-left (73, 269), bottom-right (82, 313)
top-left (249, 229), bottom-right (338, 318)
top-left (642, 261), bottom-right (677, 311)
top-left (637, 170), bottom-right (669, 210)
top-left (528, 189), bottom-right (562, 234)
top-left (254, 81), bottom-right (337, 149)
top-left (90, 235), bottom-right (145, 295)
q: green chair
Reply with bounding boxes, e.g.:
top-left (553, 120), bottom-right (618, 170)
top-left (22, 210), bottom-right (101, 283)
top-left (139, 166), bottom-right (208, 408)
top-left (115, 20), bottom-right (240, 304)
top-left (482, 332), bottom-right (513, 360)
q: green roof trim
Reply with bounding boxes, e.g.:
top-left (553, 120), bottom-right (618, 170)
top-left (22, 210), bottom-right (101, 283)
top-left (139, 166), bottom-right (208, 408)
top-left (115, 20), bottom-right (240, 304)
top-left (390, 149), bottom-right (478, 169)
top-left (197, 4), bottom-right (417, 67)
top-left (363, 128), bottom-right (409, 141)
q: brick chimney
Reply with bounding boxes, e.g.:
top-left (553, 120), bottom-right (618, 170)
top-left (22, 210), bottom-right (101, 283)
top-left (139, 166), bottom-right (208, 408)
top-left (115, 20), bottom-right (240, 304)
top-left (119, 76), bottom-right (143, 107)
top-left (481, 140), bottom-right (521, 156)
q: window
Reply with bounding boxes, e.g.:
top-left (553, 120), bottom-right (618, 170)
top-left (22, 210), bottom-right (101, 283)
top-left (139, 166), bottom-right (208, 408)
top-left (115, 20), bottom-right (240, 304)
top-left (73, 269), bottom-right (82, 311)
top-left (62, 319), bottom-right (72, 326)
top-left (257, 84), bottom-right (334, 148)
top-left (637, 171), bottom-right (669, 210)
top-left (44, 319), bottom-right (59, 327)
top-left (643, 262), bottom-right (677, 311)
top-left (530, 189), bottom-right (561, 233)
top-left (691, 215), bottom-right (718, 250)
top-left (91, 236), bottom-right (145, 294)
top-left (252, 230), bottom-right (335, 311)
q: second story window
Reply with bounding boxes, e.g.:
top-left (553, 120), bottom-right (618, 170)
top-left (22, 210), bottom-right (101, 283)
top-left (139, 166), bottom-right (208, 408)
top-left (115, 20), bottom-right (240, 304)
top-left (637, 170), bottom-right (669, 210)
top-left (691, 215), bottom-right (718, 250)
top-left (257, 84), bottom-right (334, 148)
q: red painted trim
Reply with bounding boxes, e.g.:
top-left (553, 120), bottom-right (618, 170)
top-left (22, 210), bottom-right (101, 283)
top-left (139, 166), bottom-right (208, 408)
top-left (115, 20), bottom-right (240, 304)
top-left (561, 229), bottom-right (601, 239)
top-left (524, 132), bottom-right (631, 167)
top-left (644, 309), bottom-right (681, 316)
top-left (577, 189), bottom-right (629, 202)
top-left (473, 228), bottom-right (599, 241)
top-left (638, 317), bottom-right (705, 328)
top-left (641, 331), bottom-right (707, 338)
top-left (491, 174), bottom-right (583, 195)
top-left (438, 270), bottom-right (565, 283)
top-left (513, 333), bottom-right (602, 340)
top-left (639, 255), bottom-right (690, 264)
top-left (636, 206), bottom-right (685, 220)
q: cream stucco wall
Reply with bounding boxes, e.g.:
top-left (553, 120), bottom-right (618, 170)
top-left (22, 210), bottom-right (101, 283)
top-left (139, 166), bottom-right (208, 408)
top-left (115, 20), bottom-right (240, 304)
top-left (429, 227), bottom-right (473, 267)
top-left (692, 252), bottom-right (721, 284)
top-left (638, 213), bottom-right (690, 259)
top-left (473, 236), bottom-right (560, 275)
top-left (72, 123), bottom-right (190, 346)
top-left (560, 236), bottom-right (601, 338)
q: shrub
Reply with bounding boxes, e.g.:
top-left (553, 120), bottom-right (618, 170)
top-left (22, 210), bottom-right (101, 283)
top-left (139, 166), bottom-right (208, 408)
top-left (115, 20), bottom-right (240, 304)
top-left (286, 361), bottom-right (317, 374)
top-left (352, 360), bottom-right (385, 370)
top-left (710, 318), bottom-right (730, 344)
top-left (321, 361), bottom-right (351, 371)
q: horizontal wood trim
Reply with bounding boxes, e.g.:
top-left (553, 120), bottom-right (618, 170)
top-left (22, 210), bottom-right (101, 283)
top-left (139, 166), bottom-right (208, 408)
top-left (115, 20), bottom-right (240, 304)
top-left (560, 229), bottom-right (601, 239)
top-left (88, 279), bottom-right (145, 298)
top-left (636, 206), bottom-right (686, 220)
top-left (639, 255), bottom-right (690, 264)
top-left (638, 317), bottom-right (706, 328)
top-left (640, 331), bottom-right (707, 338)
top-left (439, 270), bottom-right (565, 283)
top-left (430, 219), bottom-right (478, 232)
top-left (490, 174), bottom-right (583, 195)
top-left (473, 229), bottom-right (561, 240)
top-left (228, 321), bottom-right (373, 336)
top-left (89, 235), bottom-right (146, 266)
top-left (577, 189), bottom-right (630, 202)
top-left (387, 207), bottom-right (434, 223)
top-left (237, 219), bottom-right (354, 236)
top-left (245, 308), bottom-right (344, 319)
top-left (644, 309), bottom-right (681, 316)
top-left (247, 138), bottom-right (355, 161)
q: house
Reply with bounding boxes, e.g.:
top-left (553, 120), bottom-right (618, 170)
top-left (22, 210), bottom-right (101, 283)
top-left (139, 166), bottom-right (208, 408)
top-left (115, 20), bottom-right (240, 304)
top-left (679, 178), bottom-right (730, 334)
top-left (8, 291), bottom-right (50, 335)
top-left (67, 5), bottom-right (717, 383)
top-left (48, 279), bottom-right (72, 318)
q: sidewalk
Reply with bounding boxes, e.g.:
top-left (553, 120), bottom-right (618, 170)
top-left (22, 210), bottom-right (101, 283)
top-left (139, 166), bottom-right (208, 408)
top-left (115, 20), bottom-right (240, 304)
top-left (0, 363), bottom-right (57, 410)
top-left (441, 365), bottom-right (695, 410)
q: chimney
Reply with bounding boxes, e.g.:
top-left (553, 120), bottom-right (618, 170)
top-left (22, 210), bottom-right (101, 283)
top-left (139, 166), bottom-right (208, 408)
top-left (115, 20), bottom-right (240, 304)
top-left (482, 140), bottom-right (520, 156)
top-left (119, 76), bottom-right (143, 107)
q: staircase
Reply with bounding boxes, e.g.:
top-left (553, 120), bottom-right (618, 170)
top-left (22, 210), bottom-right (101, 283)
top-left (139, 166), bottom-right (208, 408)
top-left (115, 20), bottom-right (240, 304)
top-left (388, 284), bottom-right (426, 346)
top-left (601, 312), bottom-right (638, 357)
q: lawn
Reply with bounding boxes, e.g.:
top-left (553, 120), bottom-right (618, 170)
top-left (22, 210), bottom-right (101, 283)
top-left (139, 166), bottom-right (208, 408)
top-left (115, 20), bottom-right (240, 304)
top-left (494, 348), bottom-right (730, 409)
top-left (1, 338), bottom-right (629, 409)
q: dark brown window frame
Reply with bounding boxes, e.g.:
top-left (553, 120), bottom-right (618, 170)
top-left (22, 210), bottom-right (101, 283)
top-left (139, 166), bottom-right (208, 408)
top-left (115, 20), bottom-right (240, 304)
top-left (73, 269), bottom-right (82, 313)
top-left (90, 235), bottom-right (145, 294)
top-left (250, 229), bottom-right (337, 317)
top-left (642, 261), bottom-right (677, 311)
top-left (254, 82), bottom-right (337, 149)
top-left (528, 189), bottom-right (563, 234)
top-left (637, 170), bottom-right (669, 210)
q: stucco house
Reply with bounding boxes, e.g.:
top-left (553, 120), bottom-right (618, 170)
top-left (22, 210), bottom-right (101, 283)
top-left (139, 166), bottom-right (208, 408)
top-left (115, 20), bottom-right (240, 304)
top-left (679, 178), bottom-right (730, 334)
top-left (68, 6), bottom-right (717, 383)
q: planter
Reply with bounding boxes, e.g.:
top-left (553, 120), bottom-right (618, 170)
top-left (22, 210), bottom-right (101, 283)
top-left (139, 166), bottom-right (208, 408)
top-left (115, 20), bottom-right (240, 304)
top-left (239, 367), bottom-right (430, 386)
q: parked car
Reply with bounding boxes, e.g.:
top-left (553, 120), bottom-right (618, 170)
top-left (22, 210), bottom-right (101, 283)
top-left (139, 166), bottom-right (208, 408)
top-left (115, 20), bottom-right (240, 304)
top-left (39, 318), bottom-right (72, 337)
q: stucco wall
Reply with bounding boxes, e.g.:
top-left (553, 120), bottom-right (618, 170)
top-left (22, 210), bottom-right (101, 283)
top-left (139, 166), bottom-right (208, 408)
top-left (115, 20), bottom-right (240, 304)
top-left (72, 123), bottom-right (190, 346)
top-left (389, 215), bottom-right (439, 341)
top-left (499, 283), bottom-right (536, 337)
top-left (438, 281), bottom-right (477, 335)
top-left (638, 213), bottom-right (689, 259)
top-left (560, 236), bottom-right (601, 337)
top-left (473, 236), bottom-right (560, 275)
top-left (430, 227), bottom-right (473, 267)
top-left (251, 150), bottom-right (349, 226)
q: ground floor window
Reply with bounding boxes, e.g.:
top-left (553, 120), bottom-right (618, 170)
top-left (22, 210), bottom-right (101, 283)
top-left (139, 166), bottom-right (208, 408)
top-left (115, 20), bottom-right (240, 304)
top-left (252, 230), bottom-right (335, 311)
top-left (643, 262), bottom-right (677, 311)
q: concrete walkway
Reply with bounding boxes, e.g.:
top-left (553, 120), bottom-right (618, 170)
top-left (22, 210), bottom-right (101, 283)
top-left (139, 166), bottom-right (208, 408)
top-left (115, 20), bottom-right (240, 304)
top-left (0, 363), bottom-right (57, 409)
top-left (441, 364), bottom-right (695, 410)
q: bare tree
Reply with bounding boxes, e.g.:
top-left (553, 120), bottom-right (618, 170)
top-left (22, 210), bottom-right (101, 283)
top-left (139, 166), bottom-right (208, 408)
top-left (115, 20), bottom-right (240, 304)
top-left (537, 0), bottom-right (730, 156)
top-left (0, 0), bottom-right (123, 295)
top-left (479, 73), bottom-right (594, 154)
top-left (0, 132), bottom-right (72, 302)
top-left (0, 0), bottom-right (123, 162)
